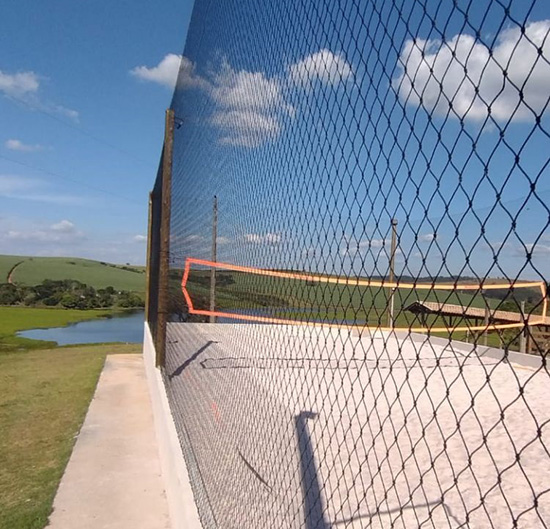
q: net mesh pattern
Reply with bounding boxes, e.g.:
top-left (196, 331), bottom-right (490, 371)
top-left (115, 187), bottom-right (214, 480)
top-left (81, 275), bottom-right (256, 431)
top-left (147, 0), bottom-right (550, 527)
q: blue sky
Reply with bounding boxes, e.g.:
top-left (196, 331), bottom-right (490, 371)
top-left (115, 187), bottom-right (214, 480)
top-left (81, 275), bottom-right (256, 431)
top-left (0, 0), bottom-right (195, 264)
top-left (3, 0), bottom-right (549, 282)
top-left (166, 0), bottom-right (550, 281)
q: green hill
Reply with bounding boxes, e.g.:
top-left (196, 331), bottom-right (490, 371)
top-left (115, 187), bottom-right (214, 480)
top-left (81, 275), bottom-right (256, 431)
top-left (0, 256), bottom-right (145, 293)
top-left (0, 255), bottom-right (27, 284)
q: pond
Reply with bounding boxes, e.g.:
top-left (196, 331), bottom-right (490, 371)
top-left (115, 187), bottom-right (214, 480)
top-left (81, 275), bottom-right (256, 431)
top-left (18, 310), bottom-right (144, 346)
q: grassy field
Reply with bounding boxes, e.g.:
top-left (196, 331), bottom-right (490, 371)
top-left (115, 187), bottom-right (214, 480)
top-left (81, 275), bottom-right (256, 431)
top-left (0, 255), bottom-right (26, 283)
top-left (0, 306), bottom-right (116, 352)
top-left (182, 269), bottom-right (532, 349)
top-left (0, 255), bottom-right (145, 293)
top-left (184, 269), bottom-right (522, 324)
top-left (0, 343), bottom-right (140, 529)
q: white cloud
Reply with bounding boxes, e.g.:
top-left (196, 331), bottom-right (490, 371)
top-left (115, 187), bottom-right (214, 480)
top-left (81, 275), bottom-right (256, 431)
top-left (131, 53), bottom-right (182, 88)
top-left (0, 175), bottom-right (84, 205)
top-left (5, 139), bottom-right (46, 152)
top-left (132, 49), bottom-right (352, 146)
top-left (289, 49), bottom-right (353, 86)
top-left (0, 174), bottom-right (38, 194)
top-left (50, 104), bottom-right (79, 121)
top-left (521, 243), bottom-right (550, 257)
top-left (0, 217), bottom-right (144, 264)
top-left (210, 62), bottom-right (291, 113)
top-left (183, 234), bottom-right (203, 243)
top-left (212, 109), bottom-right (281, 147)
top-left (51, 220), bottom-right (75, 233)
top-left (244, 232), bottom-right (282, 245)
top-left (0, 70), bottom-right (39, 97)
top-left (395, 20), bottom-right (550, 122)
top-left (340, 237), bottom-right (404, 256)
top-left (208, 61), bottom-right (293, 147)
top-left (131, 55), bottom-right (292, 146)
top-left (131, 54), bottom-right (209, 91)
top-left (133, 234), bottom-right (147, 243)
top-left (418, 233), bottom-right (436, 242)
top-left (7, 220), bottom-right (84, 243)
top-left (0, 69), bottom-right (78, 121)
top-left (341, 238), bottom-right (385, 256)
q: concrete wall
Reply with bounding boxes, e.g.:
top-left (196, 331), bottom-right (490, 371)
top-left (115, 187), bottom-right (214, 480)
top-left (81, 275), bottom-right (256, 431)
top-left (143, 324), bottom-right (202, 529)
top-left (354, 328), bottom-right (544, 369)
top-left (401, 330), bottom-right (544, 370)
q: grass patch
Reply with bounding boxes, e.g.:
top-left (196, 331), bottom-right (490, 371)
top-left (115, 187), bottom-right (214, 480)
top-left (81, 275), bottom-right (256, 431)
top-left (0, 307), bottom-right (116, 352)
top-left (0, 255), bottom-right (145, 293)
top-left (0, 255), bottom-right (26, 283)
top-left (0, 343), bottom-right (140, 529)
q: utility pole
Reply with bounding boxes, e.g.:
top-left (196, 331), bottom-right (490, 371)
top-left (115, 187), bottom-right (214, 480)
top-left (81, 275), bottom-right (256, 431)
top-left (387, 218), bottom-right (398, 329)
top-left (210, 195), bottom-right (218, 323)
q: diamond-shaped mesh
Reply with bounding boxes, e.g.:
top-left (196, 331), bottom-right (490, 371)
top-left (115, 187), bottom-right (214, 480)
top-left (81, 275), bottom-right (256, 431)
top-left (147, 0), bottom-right (550, 527)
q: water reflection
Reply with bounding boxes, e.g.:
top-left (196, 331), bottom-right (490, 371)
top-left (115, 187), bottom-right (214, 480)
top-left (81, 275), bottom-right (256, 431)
top-left (17, 310), bottom-right (144, 345)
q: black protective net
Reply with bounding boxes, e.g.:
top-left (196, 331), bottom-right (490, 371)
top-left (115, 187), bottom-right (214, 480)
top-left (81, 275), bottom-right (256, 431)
top-left (147, 0), bottom-right (550, 527)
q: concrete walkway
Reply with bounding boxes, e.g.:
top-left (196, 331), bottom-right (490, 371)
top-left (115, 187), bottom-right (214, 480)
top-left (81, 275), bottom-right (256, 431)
top-left (47, 354), bottom-right (171, 529)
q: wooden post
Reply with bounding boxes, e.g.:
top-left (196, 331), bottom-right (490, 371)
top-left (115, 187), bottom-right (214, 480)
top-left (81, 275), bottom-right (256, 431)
top-left (156, 109), bottom-right (175, 368)
top-left (145, 192), bottom-right (153, 323)
top-left (387, 218), bottom-right (398, 329)
top-left (519, 300), bottom-right (527, 354)
top-left (210, 195), bottom-right (218, 323)
top-left (483, 305), bottom-right (489, 347)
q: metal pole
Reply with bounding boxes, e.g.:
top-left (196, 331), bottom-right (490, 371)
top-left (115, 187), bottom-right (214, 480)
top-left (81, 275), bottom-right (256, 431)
top-left (520, 300), bottom-right (526, 353)
top-left (210, 195), bottom-right (218, 323)
top-left (387, 218), bottom-right (398, 329)
top-left (156, 109), bottom-right (175, 368)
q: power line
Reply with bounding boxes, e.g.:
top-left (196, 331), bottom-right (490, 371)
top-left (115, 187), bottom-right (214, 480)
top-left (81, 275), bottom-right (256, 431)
top-left (5, 93), bottom-right (155, 168)
top-left (0, 153), bottom-right (142, 206)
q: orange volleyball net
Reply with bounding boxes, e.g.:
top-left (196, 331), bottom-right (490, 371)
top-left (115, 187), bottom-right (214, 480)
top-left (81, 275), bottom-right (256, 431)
top-left (181, 257), bottom-right (547, 332)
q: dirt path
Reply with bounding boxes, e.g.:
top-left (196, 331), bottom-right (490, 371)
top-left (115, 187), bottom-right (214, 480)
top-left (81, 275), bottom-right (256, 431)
top-left (7, 260), bottom-right (25, 284)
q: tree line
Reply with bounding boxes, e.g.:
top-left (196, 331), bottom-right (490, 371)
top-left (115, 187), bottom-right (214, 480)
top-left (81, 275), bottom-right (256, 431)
top-left (0, 280), bottom-right (144, 310)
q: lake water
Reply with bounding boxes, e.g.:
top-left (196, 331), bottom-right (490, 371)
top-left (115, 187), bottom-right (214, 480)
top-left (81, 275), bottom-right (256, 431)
top-left (18, 310), bottom-right (144, 346)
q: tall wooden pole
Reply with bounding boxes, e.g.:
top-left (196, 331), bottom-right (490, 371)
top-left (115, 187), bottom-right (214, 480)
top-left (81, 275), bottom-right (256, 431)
top-left (156, 109), bottom-right (175, 368)
top-left (210, 196), bottom-right (218, 323)
top-left (145, 192), bottom-right (153, 323)
top-left (387, 218), bottom-right (398, 329)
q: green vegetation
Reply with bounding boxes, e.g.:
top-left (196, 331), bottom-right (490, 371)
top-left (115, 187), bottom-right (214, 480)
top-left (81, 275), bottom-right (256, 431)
top-left (184, 269), bottom-right (527, 322)
top-left (0, 280), bottom-right (144, 310)
top-left (0, 306), bottom-right (116, 352)
top-left (0, 255), bottom-right (26, 283)
top-left (0, 255), bottom-right (145, 293)
top-left (0, 255), bottom-right (146, 351)
top-left (180, 269), bottom-right (542, 351)
top-left (0, 343), bottom-right (140, 529)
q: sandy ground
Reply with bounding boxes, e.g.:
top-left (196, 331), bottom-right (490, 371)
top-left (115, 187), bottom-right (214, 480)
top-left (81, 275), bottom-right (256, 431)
top-left (165, 323), bottom-right (549, 529)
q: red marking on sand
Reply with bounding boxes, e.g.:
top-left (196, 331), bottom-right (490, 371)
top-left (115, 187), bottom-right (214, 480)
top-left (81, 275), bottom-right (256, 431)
top-left (211, 401), bottom-right (221, 423)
